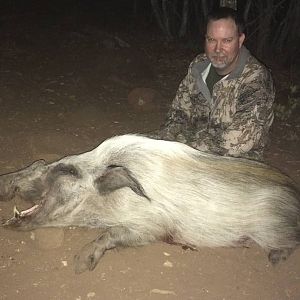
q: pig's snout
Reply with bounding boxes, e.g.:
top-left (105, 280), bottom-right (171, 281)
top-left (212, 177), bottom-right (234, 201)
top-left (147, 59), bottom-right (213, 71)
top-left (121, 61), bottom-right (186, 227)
top-left (0, 160), bottom-right (47, 202)
top-left (0, 176), bottom-right (19, 202)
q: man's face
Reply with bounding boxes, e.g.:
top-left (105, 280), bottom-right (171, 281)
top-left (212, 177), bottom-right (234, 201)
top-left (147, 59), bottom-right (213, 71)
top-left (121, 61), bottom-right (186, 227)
top-left (205, 18), bottom-right (245, 75)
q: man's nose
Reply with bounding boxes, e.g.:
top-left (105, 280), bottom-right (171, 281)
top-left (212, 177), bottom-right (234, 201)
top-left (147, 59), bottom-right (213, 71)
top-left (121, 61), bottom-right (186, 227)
top-left (215, 41), bottom-right (222, 52)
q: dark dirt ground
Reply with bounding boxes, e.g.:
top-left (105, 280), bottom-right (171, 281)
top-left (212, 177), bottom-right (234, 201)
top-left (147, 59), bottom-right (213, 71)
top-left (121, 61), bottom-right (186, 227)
top-left (0, 7), bottom-right (300, 300)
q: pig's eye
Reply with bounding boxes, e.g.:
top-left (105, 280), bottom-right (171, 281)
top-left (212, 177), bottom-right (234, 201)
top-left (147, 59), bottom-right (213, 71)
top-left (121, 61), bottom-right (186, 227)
top-left (51, 163), bottom-right (80, 178)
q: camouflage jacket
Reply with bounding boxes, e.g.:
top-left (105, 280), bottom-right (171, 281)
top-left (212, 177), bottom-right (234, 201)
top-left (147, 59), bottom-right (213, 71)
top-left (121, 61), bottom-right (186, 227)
top-left (158, 46), bottom-right (275, 160)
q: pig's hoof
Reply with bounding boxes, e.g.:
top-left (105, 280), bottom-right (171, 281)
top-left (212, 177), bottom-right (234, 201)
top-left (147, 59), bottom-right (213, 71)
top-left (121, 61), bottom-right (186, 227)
top-left (268, 248), bottom-right (293, 265)
top-left (74, 253), bottom-right (97, 274)
top-left (73, 242), bottom-right (104, 274)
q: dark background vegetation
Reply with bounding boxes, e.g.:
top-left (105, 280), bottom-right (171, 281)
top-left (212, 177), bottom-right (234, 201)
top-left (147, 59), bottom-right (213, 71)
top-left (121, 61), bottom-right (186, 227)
top-left (1, 0), bottom-right (299, 64)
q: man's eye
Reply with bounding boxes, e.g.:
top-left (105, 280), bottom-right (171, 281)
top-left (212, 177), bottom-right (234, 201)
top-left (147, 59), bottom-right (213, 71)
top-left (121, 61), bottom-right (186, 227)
top-left (224, 39), bottom-right (233, 43)
top-left (207, 38), bottom-right (215, 43)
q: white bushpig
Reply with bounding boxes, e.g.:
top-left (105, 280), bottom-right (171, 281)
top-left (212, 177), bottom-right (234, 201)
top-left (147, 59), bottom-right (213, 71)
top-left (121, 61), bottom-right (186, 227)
top-left (0, 134), bottom-right (299, 273)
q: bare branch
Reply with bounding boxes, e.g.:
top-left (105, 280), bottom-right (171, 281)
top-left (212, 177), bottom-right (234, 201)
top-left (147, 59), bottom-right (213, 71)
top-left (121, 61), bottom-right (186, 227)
top-left (179, 0), bottom-right (189, 37)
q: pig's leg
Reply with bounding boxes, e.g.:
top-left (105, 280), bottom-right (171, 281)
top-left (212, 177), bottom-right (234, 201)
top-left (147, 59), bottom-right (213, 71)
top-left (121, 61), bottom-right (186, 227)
top-left (74, 226), bottom-right (154, 274)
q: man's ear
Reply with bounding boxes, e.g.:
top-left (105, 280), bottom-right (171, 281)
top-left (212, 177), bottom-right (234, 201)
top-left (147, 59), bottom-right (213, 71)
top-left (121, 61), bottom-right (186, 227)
top-left (239, 33), bottom-right (245, 48)
top-left (94, 165), bottom-right (150, 201)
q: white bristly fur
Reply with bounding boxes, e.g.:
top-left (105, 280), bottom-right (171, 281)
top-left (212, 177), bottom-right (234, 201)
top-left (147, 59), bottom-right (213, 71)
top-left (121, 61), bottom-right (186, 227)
top-left (61, 134), bottom-right (300, 251)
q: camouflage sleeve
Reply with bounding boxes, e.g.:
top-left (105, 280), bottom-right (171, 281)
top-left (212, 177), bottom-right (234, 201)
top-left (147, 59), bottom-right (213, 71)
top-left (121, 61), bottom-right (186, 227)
top-left (158, 75), bottom-right (192, 141)
top-left (192, 70), bottom-right (275, 159)
top-left (158, 56), bottom-right (208, 143)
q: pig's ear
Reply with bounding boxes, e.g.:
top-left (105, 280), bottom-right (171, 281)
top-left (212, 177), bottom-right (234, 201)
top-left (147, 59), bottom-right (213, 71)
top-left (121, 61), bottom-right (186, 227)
top-left (94, 165), bottom-right (150, 201)
top-left (29, 159), bottom-right (46, 170)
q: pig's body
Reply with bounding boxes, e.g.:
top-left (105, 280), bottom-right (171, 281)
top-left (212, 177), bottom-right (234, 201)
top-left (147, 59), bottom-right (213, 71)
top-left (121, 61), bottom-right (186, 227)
top-left (0, 134), bottom-right (299, 273)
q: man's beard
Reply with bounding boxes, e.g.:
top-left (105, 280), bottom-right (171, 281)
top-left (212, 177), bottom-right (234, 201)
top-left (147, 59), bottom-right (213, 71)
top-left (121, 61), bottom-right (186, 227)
top-left (210, 53), bottom-right (228, 69)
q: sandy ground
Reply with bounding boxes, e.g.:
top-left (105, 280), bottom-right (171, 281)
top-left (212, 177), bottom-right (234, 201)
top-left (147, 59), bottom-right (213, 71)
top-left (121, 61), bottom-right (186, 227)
top-left (0, 9), bottom-right (300, 300)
